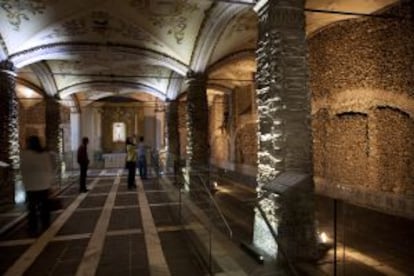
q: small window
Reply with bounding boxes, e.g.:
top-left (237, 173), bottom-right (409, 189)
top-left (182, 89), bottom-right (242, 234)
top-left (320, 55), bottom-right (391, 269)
top-left (113, 122), bottom-right (126, 142)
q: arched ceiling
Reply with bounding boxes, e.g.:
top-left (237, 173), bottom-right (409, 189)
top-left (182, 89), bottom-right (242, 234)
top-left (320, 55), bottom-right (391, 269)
top-left (0, 0), bottom-right (398, 110)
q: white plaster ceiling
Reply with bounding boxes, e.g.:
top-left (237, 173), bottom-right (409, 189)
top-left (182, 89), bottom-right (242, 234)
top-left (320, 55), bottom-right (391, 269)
top-left (16, 67), bottom-right (41, 88)
top-left (209, 9), bottom-right (258, 65)
top-left (0, 0), bottom-right (398, 109)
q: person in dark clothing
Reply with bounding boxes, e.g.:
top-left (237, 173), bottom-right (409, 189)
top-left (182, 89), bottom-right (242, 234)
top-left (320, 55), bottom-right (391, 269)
top-left (137, 136), bottom-right (148, 179)
top-left (77, 137), bottom-right (89, 193)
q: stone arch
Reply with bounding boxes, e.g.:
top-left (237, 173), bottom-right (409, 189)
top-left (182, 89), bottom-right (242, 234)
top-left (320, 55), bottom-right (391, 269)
top-left (29, 62), bottom-right (58, 97)
top-left (59, 81), bottom-right (166, 101)
top-left (190, 4), bottom-right (252, 72)
top-left (312, 89), bottom-right (414, 195)
top-left (312, 89), bottom-right (414, 118)
top-left (9, 43), bottom-right (189, 75)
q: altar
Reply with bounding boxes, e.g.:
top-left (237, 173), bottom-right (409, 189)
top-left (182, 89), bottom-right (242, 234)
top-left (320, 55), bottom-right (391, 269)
top-left (102, 153), bottom-right (127, 168)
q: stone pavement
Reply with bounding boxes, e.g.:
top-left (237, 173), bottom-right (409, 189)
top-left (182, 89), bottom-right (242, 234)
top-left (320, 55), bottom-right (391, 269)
top-left (3, 169), bottom-right (410, 275)
top-left (0, 169), bottom-right (208, 275)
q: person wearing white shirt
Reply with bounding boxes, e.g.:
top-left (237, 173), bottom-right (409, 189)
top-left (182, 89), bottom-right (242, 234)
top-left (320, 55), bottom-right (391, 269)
top-left (20, 135), bottom-right (54, 236)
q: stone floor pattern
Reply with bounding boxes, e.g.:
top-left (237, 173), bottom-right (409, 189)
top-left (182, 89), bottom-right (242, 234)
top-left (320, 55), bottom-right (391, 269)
top-left (3, 169), bottom-right (410, 276)
top-left (0, 169), bottom-right (207, 276)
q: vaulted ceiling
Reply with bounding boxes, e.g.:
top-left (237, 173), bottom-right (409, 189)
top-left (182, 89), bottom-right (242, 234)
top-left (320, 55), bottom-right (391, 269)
top-left (0, 0), bottom-right (397, 111)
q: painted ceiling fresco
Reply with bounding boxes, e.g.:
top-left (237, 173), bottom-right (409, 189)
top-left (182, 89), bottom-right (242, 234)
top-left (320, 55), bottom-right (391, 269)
top-left (0, 0), bottom-right (399, 108)
top-left (48, 60), bottom-right (171, 92)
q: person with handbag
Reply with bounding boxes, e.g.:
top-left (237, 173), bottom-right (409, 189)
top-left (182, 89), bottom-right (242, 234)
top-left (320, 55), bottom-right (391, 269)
top-left (20, 135), bottom-right (54, 236)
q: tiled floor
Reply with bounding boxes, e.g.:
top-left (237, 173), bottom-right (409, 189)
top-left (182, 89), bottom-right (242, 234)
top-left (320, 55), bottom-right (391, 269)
top-left (0, 169), bottom-right (211, 276)
top-left (9, 169), bottom-right (409, 276)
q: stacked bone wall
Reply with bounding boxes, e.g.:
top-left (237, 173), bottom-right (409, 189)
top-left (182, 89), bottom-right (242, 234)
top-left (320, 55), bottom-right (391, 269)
top-left (309, 4), bottom-right (414, 217)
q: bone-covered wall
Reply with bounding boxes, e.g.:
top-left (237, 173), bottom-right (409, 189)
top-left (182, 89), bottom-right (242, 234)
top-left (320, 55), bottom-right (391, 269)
top-left (309, 3), bottom-right (414, 217)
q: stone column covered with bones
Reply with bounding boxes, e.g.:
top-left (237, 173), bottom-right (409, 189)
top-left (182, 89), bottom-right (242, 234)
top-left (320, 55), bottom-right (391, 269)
top-left (45, 96), bottom-right (63, 186)
top-left (185, 72), bottom-right (209, 192)
top-left (167, 99), bottom-right (181, 177)
top-left (0, 60), bottom-right (19, 204)
top-left (253, 0), bottom-right (318, 261)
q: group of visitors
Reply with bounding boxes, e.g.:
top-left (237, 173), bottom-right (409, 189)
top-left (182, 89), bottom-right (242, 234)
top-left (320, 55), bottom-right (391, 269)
top-left (76, 134), bottom-right (149, 191)
top-left (19, 134), bottom-right (148, 236)
top-left (126, 136), bottom-right (148, 189)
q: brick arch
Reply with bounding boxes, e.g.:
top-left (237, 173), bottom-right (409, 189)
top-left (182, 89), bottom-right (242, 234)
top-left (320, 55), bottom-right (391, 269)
top-left (312, 89), bottom-right (414, 118)
top-left (312, 91), bottom-right (414, 196)
top-left (372, 106), bottom-right (414, 193)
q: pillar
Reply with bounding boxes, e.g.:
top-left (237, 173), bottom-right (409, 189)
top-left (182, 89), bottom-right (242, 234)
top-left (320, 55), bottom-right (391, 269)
top-left (0, 60), bottom-right (19, 204)
top-left (45, 96), bottom-right (62, 185)
top-left (167, 100), bottom-right (181, 177)
top-left (185, 72), bottom-right (209, 191)
top-left (253, 0), bottom-right (318, 261)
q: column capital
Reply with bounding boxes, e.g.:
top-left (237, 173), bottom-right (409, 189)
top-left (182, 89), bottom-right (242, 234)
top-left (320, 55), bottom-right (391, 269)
top-left (0, 60), bottom-right (16, 76)
top-left (185, 71), bottom-right (206, 85)
top-left (253, 0), bottom-right (268, 14)
top-left (45, 94), bottom-right (61, 101)
top-left (254, 0), bottom-right (305, 29)
top-left (166, 98), bottom-right (179, 107)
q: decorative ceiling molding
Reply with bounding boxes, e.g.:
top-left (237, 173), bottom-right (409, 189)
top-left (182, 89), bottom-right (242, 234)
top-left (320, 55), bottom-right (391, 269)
top-left (58, 80), bottom-right (166, 101)
top-left (9, 42), bottom-right (189, 75)
top-left (29, 61), bottom-right (58, 97)
top-left (165, 71), bottom-right (184, 100)
top-left (134, 0), bottom-right (200, 45)
top-left (38, 10), bottom-right (164, 48)
top-left (207, 49), bottom-right (255, 74)
top-left (190, 2), bottom-right (248, 72)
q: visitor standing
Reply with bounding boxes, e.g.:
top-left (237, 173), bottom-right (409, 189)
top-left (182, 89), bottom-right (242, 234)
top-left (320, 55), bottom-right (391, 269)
top-left (137, 136), bottom-right (148, 179)
top-left (20, 135), bottom-right (54, 236)
top-left (126, 137), bottom-right (137, 189)
top-left (77, 137), bottom-right (89, 193)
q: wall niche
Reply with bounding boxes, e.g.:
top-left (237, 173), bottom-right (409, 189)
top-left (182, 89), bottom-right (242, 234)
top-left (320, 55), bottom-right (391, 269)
top-left (101, 103), bottom-right (144, 153)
